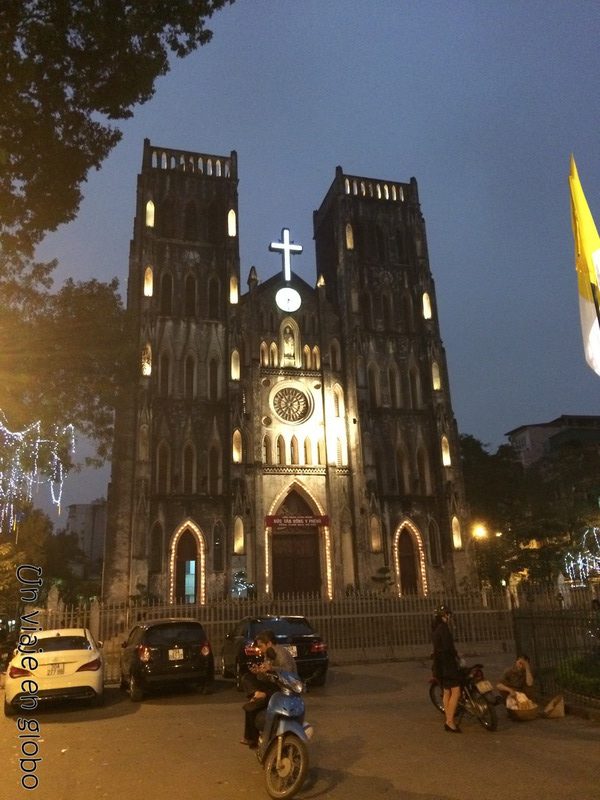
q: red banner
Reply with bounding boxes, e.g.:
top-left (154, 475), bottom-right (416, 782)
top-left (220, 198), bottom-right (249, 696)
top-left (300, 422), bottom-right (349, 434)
top-left (265, 515), bottom-right (329, 527)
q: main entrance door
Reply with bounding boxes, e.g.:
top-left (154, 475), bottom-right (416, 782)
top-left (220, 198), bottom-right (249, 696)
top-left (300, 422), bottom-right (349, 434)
top-left (398, 529), bottom-right (418, 594)
top-left (272, 529), bottom-right (321, 594)
top-left (271, 490), bottom-right (322, 595)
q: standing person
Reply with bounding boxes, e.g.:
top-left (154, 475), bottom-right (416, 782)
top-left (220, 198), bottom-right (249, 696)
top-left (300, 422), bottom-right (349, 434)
top-left (240, 629), bottom-right (298, 747)
top-left (431, 605), bottom-right (463, 733)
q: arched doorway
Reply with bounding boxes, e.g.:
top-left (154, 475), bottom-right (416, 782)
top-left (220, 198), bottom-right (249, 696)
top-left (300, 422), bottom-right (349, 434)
top-left (174, 529), bottom-right (197, 602)
top-left (271, 491), bottom-right (322, 595)
top-left (398, 530), bottom-right (418, 594)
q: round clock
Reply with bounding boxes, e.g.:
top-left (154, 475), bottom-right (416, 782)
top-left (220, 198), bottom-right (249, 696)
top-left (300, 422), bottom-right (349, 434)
top-left (275, 286), bottom-right (301, 312)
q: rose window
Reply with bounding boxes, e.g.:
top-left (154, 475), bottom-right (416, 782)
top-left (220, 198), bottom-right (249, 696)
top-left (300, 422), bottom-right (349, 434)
top-left (273, 387), bottom-right (309, 422)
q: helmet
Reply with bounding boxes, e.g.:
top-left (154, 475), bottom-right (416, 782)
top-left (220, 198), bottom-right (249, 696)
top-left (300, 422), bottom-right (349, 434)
top-left (434, 604), bottom-right (451, 619)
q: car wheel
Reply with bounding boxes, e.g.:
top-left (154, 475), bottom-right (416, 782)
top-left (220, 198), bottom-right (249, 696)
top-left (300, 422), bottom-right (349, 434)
top-left (221, 655), bottom-right (231, 679)
top-left (3, 697), bottom-right (16, 717)
top-left (128, 673), bottom-right (143, 702)
top-left (310, 672), bottom-right (327, 687)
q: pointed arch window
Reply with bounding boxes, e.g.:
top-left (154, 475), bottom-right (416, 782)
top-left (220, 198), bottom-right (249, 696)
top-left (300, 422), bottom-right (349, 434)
top-left (160, 273), bottom-right (173, 315)
top-left (383, 294), bottom-right (393, 329)
top-left (304, 437), bottom-right (312, 465)
top-left (302, 346), bottom-right (311, 369)
top-left (317, 439), bottom-right (326, 465)
top-left (389, 367), bottom-right (399, 408)
top-left (409, 366), bottom-right (420, 408)
top-left (432, 361), bottom-right (441, 391)
top-left (452, 516), bottom-right (462, 549)
top-left (370, 516), bottom-right (383, 552)
top-left (228, 209), bottom-right (237, 237)
top-left (396, 448), bottom-right (408, 494)
top-left (234, 517), bottom-right (245, 555)
top-left (184, 356), bottom-right (195, 399)
top-left (185, 274), bottom-right (196, 316)
top-left (260, 342), bottom-right (269, 366)
top-left (422, 292), bottom-right (432, 320)
top-left (345, 223), bottom-right (354, 250)
top-left (141, 343), bottom-right (152, 376)
top-left (183, 443), bottom-right (195, 494)
top-left (144, 266), bottom-right (153, 297)
top-left (145, 200), bottom-right (155, 227)
top-left (276, 435), bottom-right (285, 465)
top-left (441, 435), bottom-right (452, 467)
top-left (232, 429), bottom-right (243, 463)
top-left (269, 342), bottom-right (278, 366)
top-left (263, 435), bottom-right (272, 464)
top-left (231, 349), bottom-right (240, 380)
top-left (312, 346), bottom-right (321, 369)
top-left (333, 385), bottom-right (345, 417)
top-left (417, 448), bottom-right (431, 494)
top-left (429, 521), bottom-right (442, 567)
top-left (229, 276), bottom-right (239, 304)
top-left (291, 436), bottom-right (299, 465)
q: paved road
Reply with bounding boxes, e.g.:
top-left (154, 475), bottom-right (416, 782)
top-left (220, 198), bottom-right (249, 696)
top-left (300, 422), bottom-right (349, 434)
top-left (2, 656), bottom-right (599, 800)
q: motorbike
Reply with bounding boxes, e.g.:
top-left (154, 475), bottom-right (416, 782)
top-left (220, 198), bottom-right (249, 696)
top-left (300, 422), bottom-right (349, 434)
top-left (429, 662), bottom-right (499, 732)
top-left (252, 670), bottom-right (314, 799)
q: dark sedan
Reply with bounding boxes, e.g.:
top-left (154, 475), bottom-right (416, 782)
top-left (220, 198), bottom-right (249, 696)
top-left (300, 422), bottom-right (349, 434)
top-left (221, 615), bottom-right (328, 689)
top-left (120, 618), bottom-right (214, 701)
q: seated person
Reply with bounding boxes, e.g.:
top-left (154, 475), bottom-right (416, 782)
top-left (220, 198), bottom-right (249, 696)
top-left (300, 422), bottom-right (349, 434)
top-left (496, 654), bottom-right (535, 701)
top-left (240, 629), bottom-right (298, 747)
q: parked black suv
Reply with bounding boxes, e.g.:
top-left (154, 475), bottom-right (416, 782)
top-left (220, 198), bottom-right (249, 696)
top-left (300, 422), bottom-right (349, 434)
top-left (120, 618), bottom-right (214, 701)
top-left (221, 615), bottom-right (328, 689)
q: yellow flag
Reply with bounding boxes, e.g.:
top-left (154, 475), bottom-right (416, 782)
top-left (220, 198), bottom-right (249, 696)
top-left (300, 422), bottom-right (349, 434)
top-left (569, 155), bottom-right (600, 376)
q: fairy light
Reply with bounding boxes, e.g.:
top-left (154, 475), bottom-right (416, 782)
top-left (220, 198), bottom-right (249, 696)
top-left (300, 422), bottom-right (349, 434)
top-left (564, 527), bottom-right (600, 583)
top-left (0, 412), bottom-right (75, 533)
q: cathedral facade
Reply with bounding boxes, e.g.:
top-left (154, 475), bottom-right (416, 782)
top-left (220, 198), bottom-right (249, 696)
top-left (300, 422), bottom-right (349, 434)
top-left (102, 138), bottom-right (469, 602)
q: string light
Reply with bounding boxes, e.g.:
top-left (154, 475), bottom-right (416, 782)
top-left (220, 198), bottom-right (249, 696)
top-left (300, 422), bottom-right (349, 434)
top-left (564, 527), bottom-right (600, 584)
top-left (0, 411), bottom-right (75, 533)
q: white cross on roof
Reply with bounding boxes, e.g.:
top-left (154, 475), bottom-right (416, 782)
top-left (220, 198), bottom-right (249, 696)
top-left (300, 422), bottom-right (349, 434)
top-left (269, 228), bottom-right (303, 281)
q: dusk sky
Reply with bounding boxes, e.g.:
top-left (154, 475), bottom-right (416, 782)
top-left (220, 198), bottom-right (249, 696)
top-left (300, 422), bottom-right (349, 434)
top-left (34, 1), bottom-right (600, 520)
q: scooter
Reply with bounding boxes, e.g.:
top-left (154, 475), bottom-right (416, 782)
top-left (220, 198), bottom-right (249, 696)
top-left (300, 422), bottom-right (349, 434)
top-left (253, 670), bottom-right (314, 799)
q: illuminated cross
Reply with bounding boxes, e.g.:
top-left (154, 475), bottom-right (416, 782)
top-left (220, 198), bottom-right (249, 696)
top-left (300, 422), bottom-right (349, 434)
top-left (269, 228), bottom-right (303, 281)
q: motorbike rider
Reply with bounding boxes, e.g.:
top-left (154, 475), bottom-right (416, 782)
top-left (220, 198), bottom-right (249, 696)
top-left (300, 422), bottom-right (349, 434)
top-left (240, 629), bottom-right (298, 747)
top-left (431, 604), bottom-right (463, 733)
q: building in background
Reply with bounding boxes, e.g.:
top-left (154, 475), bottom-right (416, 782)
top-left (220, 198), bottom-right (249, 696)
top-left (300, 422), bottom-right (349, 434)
top-left (66, 498), bottom-right (106, 579)
top-left (102, 140), bottom-right (468, 602)
top-left (506, 415), bottom-right (600, 468)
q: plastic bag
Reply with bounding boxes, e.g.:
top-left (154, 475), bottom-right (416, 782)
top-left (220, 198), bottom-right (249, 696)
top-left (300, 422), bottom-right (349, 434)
top-left (543, 695), bottom-right (565, 718)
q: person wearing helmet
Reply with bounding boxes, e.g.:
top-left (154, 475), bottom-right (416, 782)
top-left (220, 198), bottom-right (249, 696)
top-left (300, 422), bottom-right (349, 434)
top-left (431, 605), bottom-right (462, 733)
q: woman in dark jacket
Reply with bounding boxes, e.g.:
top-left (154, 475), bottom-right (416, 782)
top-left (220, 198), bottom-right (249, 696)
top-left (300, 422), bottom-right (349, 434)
top-left (432, 605), bottom-right (462, 732)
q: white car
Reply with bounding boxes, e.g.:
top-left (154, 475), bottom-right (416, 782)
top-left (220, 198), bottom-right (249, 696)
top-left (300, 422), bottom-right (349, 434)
top-left (3, 627), bottom-right (104, 716)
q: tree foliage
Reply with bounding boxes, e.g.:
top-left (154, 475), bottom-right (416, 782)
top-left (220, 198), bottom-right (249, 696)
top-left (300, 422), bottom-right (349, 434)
top-left (460, 434), bottom-right (600, 586)
top-left (1, 0), bottom-right (234, 255)
top-left (0, 0), bottom-right (233, 468)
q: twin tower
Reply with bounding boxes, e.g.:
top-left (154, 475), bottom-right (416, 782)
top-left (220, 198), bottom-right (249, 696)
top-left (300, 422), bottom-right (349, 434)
top-left (102, 138), bottom-right (468, 603)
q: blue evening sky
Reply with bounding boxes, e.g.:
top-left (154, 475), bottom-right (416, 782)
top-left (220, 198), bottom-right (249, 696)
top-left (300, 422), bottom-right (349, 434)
top-left (34, 0), bottom-right (600, 519)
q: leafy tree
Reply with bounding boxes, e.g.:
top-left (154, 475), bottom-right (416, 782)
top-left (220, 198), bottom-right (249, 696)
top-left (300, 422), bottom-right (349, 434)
top-left (1, 0), bottom-right (235, 255)
top-left (0, 505), bottom-right (53, 603)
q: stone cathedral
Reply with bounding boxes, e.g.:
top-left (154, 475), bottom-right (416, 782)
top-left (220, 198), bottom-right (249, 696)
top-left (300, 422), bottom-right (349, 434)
top-left (102, 138), bottom-right (469, 602)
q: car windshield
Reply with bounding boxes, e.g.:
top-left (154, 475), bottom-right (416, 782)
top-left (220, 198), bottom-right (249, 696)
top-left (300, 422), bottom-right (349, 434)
top-left (39, 636), bottom-right (91, 652)
top-left (250, 618), bottom-right (314, 637)
top-left (145, 623), bottom-right (206, 646)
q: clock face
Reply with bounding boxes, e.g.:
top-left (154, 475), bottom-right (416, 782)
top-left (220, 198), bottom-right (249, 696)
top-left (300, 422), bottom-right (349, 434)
top-left (275, 287), bottom-right (301, 312)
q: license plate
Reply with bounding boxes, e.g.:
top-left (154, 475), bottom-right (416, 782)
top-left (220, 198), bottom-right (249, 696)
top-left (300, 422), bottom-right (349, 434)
top-left (476, 679), bottom-right (493, 693)
top-left (47, 663), bottom-right (65, 676)
top-left (168, 648), bottom-right (184, 661)
top-left (285, 645), bottom-right (297, 657)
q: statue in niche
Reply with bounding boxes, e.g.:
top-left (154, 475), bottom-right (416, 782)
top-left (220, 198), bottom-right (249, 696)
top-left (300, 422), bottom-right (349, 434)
top-left (283, 325), bottom-right (295, 360)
